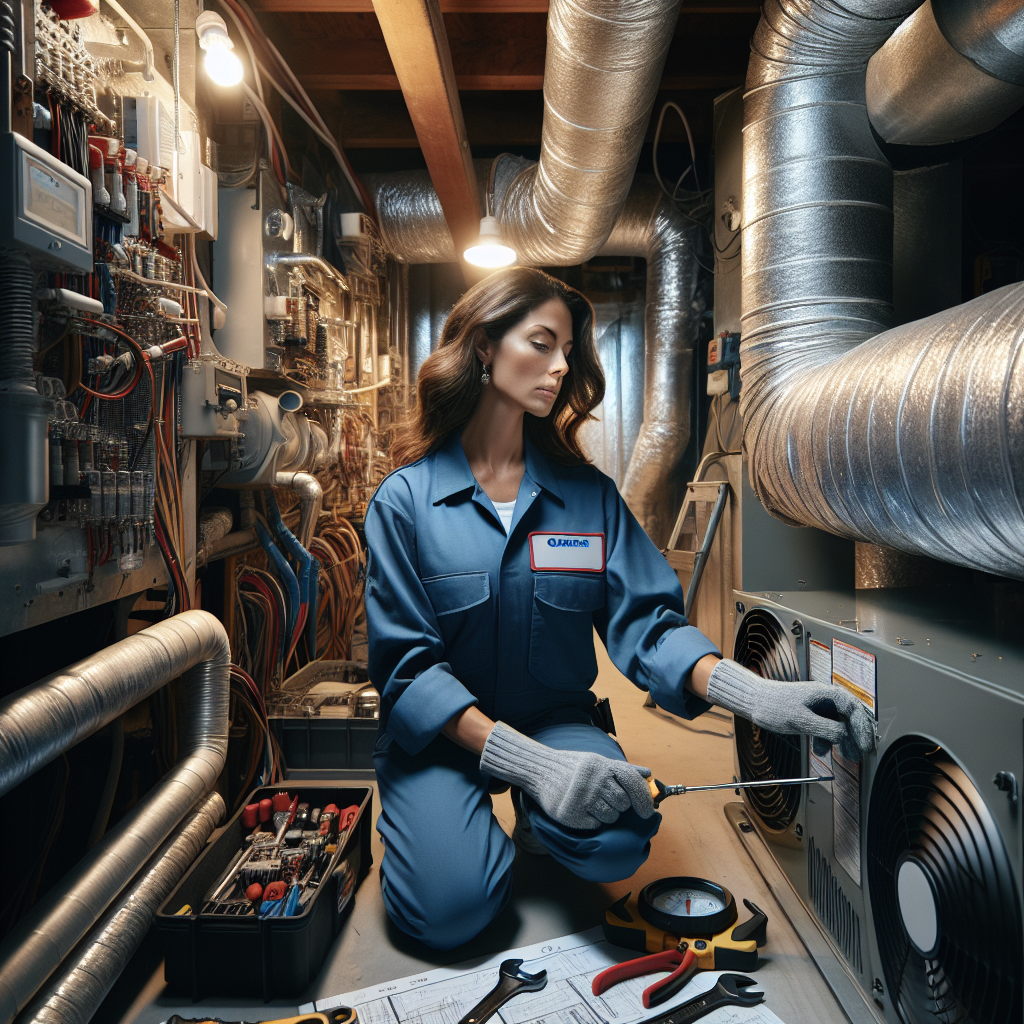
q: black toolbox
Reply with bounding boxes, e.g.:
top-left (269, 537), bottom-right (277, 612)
top-left (156, 782), bottom-right (372, 1001)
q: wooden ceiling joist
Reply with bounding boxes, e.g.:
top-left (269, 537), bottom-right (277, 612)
top-left (371, 0), bottom-right (482, 264)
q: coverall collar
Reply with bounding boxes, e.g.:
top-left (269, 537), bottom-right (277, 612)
top-left (430, 429), bottom-right (564, 506)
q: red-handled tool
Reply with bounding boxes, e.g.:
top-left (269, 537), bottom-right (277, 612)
top-left (592, 943), bottom-right (698, 1009)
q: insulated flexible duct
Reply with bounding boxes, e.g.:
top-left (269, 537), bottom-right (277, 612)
top-left (369, 0), bottom-right (682, 264)
top-left (0, 611), bottom-right (230, 1024)
top-left (498, 0), bottom-right (682, 264)
top-left (22, 792), bottom-right (225, 1024)
top-left (741, 0), bottom-right (1024, 579)
top-left (866, 0), bottom-right (1024, 145)
top-left (599, 180), bottom-right (702, 544)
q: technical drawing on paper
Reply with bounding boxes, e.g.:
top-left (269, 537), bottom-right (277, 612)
top-left (306, 929), bottom-right (785, 1024)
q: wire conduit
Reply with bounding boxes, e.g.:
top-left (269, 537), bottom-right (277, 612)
top-left (0, 611), bottom-right (230, 1024)
top-left (741, 0), bottom-right (1024, 579)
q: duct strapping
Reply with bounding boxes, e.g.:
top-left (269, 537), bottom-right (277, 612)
top-left (741, 0), bottom-right (1024, 579)
top-left (0, 610), bottom-right (230, 1024)
top-left (22, 792), bottom-right (225, 1024)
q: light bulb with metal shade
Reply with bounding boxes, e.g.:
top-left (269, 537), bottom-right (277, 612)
top-left (463, 216), bottom-right (517, 269)
top-left (196, 11), bottom-right (244, 87)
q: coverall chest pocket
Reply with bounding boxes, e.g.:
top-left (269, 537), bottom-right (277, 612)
top-left (529, 573), bottom-right (605, 690)
top-left (422, 571), bottom-right (491, 668)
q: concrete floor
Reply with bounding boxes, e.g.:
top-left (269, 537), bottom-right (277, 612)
top-left (100, 639), bottom-right (850, 1024)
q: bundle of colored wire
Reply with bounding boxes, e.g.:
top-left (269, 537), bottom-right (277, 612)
top-left (229, 664), bottom-right (280, 806)
top-left (216, 0), bottom-right (371, 212)
top-left (309, 512), bottom-right (365, 661)
top-left (236, 565), bottom-right (287, 689)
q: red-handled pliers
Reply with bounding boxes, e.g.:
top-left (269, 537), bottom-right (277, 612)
top-left (592, 942), bottom-right (698, 1009)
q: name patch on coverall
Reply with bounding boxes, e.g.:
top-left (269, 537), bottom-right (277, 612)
top-left (529, 532), bottom-right (606, 572)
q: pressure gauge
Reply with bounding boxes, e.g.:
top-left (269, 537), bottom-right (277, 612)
top-left (637, 876), bottom-right (738, 938)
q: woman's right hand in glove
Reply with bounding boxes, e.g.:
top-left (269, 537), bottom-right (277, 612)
top-left (706, 658), bottom-right (875, 761)
top-left (479, 721), bottom-right (655, 830)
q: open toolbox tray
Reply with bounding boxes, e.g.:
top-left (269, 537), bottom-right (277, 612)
top-left (156, 782), bottom-right (373, 1001)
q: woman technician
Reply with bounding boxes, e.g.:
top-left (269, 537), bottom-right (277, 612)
top-left (365, 268), bottom-right (872, 950)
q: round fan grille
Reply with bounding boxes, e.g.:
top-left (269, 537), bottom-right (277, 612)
top-left (867, 737), bottom-right (1022, 1024)
top-left (733, 608), bottom-right (803, 832)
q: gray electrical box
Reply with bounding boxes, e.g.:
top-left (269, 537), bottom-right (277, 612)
top-left (0, 132), bottom-right (93, 272)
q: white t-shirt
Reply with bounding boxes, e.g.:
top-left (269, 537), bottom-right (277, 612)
top-left (492, 498), bottom-right (517, 535)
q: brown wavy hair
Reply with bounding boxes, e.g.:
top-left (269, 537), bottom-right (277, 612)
top-left (390, 267), bottom-right (604, 468)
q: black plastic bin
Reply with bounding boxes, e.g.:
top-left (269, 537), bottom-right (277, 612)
top-left (156, 783), bottom-right (373, 1001)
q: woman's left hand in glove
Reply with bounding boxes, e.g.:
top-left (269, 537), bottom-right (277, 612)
top-left (705, 658), bottom-right (875, 761)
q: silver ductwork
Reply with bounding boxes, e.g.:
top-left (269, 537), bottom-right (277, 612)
top-left (0, 611), bottom-right (230, 1024)
top-left (741, 0), bottom-right (1024, 579)
top-left (599, 181), bottom-right (702, 544)
top-left (22, 792), bottom-right (225, 1024)
top-left (866, 0), bottom-right (1024, 145)
top-left (499, 0), bottom-right (682, 264)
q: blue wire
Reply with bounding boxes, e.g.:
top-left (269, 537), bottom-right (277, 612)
top-left (256, 520), bottom-right (300, 642)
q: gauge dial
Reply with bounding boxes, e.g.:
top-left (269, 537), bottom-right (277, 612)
top-left (638, 876), bottom-right (738, 938)
top-left (652, 887), bottom-right (727, 918)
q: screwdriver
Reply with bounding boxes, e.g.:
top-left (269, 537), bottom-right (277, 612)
top-left (648, 775), bottom-right (833, 808)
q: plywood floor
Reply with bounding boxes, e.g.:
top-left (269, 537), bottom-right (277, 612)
top-left (101, 638), bottom-right (849, 1024)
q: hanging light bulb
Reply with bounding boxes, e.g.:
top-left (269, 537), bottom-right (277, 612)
top-left (463, 216), bottom-right (517, 269)
top-left (196, 11), bottom-right (244, 88)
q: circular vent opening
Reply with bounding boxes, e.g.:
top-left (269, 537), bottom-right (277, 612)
top-left (868, 737), bottom-right (1022, 1024)
top-left (733, 608), bottom-right (803, 832)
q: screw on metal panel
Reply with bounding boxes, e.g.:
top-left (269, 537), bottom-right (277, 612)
top-left (993, 772), bottom-right (1018, 803)
top-left (791, 620), bottom-right (803, 638)
top-left (736, 601), bottom-right (745, 614)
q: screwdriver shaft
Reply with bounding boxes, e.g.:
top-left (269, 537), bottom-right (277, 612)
top-left (663, 775), bottom-right (833, 798)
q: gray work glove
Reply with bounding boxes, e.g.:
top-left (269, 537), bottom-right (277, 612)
top-left (706, 659), bottom-right (875, 762)
top-left (480, 721), bottom-right (655, 830)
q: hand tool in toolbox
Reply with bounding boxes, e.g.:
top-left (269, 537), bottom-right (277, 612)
top-left (200, 792), bottom-right (360, 916)
top-left (603, 876), bottom-right (768, 972)
top-left (647, 973), bottom-right (763, 1023)
top-left (457, 958), bottom-right (548, 1024)
top-left (647, 774), bottom-right (832, 807)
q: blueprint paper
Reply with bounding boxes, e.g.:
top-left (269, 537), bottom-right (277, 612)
top-left (304, 928), bottom-right (786, 1024)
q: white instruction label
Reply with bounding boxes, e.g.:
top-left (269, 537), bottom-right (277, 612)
top-left (832, 638), bottom-right (876, 716)
top-left (830, 638), bottom-right (874, 886)
top-left (808, 639), bottom-right (833, 784)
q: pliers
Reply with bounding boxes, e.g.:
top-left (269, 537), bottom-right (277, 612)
top-left (592, 941), bottom-right (698, 1009)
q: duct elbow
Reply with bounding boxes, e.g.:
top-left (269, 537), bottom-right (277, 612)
top-left (866, 0), bottom-right (1024, 145)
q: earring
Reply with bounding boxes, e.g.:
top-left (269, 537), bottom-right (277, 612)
top-left (481, 364), bottom-right (491, 385)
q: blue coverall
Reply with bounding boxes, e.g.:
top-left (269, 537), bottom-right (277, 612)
top-left (365, 431), bottom-right (720, 949)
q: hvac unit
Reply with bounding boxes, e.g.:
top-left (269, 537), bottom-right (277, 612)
top-left (729, 591), bottom-right (1024, 1024)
